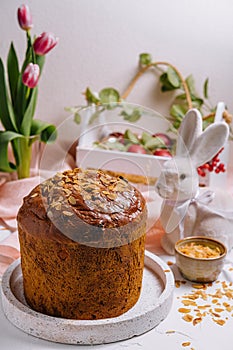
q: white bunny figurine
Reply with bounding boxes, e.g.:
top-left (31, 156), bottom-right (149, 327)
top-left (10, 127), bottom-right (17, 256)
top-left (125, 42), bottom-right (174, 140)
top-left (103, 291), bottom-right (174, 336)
top-left (155, 108), bottom-right (233, 255)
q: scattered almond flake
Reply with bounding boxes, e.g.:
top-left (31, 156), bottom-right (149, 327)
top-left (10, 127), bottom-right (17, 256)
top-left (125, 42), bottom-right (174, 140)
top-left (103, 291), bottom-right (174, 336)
top-left (228, 267), bottom-right (233, 271)
top-left (178, 308), bottom-right (191, 314)
top-left (193, 317), bottom-right (202, 326)
top-left (209, 310), bottom-right (221, 318)
top-left (226, 305), bottom-right (233, 312)
top-left (175, 280), bottom-right (181, 288)
top-left (178, 241), bottom-right (221, 258)
top-left (68, 196), bottom-right (76, 205)
top-left (165, 330), bottom-right (175, 334)
top-left (192, 284), bottom-right (206, 290)
top-left (47, 210), bottom-right (53, 218)
top-left (182, 342), bottom-right (191, 347)
top-left (213, 319), bottom-right (226, 326)
top-left (191, 290), bottom-right (208, 300)
top-left (30, 193), bottom-right (38, 198)
top-left (55, 203), bottom-right (62, 210)
top-left (164, 269), bottom-right (170, 273)
top-left (212, 299), bottom-right (219, 304)
top-left (224, 290), bottom-right (233, 298)
top-left (175, 280), bottom-right (186, 288)
top-left (167, 261), bottom-right (174, 266)
top-left (63, 188), bottom-right (72, 196)
top-left (197, 304), bottom-right (211, 309)
top-left (214, 308), bottom-right (224, 313)
top-left (183, 294), bottom-right (199, 300)
top-left (182, 300), bottom-right (197, 306)
top-left (223, 302), bottom-right (230, 307)
top-left (107, 193), bottom-right (117, 200)
top-left (182, 314), bottom-right (193, 322)
top-left (210, 290), bottom-right (223, 298)
top-left (177, 274), bottom-right (233, 327)
top-left (62, 211), bottom-right (73, 216)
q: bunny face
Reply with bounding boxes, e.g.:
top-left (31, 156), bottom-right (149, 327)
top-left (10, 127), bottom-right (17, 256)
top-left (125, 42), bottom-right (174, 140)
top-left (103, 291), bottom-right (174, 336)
top-left (155, 156), bottom-right (199, 202)
top-left (156, 108), bottom-right (229, 202)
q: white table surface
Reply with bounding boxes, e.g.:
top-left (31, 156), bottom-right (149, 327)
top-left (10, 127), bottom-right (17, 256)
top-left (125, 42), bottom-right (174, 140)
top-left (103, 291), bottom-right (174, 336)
top-left (1, 248), bottom-right (233, 350)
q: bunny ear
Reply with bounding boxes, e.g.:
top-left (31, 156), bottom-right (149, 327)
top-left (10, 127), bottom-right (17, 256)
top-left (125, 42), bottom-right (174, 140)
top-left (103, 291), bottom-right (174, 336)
top-left (176, 109), bottom-right (203, 156)
top-left (190, 122), bottom-right (229, 167)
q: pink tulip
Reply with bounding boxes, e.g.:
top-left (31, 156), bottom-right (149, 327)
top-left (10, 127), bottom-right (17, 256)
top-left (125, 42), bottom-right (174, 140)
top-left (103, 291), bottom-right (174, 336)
top-left (17, 4), bottom-right (33, 31)
top-left (33, 32), bottom-right (58, 56)
top-left (22, 63), bottom-right (40, 88)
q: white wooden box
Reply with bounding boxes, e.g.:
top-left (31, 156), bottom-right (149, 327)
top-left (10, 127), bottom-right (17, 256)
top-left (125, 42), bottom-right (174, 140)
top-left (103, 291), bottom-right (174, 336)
top-left (76, 104), bottom-right (173, 181)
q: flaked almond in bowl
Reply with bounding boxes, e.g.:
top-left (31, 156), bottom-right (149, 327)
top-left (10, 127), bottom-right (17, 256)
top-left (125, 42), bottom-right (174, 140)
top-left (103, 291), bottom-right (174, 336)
top-left (175, 236), bottom-right (227, 283)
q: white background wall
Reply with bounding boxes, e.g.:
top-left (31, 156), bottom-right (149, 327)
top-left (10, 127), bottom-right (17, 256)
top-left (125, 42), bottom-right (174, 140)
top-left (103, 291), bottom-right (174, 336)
top-left (1, 0), bottom-right (233, 132)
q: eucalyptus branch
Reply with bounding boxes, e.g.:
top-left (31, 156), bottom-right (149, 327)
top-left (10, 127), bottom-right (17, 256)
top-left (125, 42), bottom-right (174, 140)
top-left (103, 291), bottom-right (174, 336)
top-left (76, 53), bottom-right (232, 133)
top-left (121, 61), bottom-right (193, 109)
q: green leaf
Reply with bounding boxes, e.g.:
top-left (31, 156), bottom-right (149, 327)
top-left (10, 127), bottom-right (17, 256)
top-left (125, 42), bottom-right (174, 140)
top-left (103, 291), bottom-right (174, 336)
top-left (85, 87), bottom-right (100, 104)
top-left (74, 112), bottom-right (81, 124)
top-left (88, 109), bottom-right (103, 124)
top-left (167, 66), bottom-right (180, 88)
top-left (185, 75), bottom-right (196, 95)
top-left (124, 129), bottom-right (139, 144)
top-left (0, 58), bottom-right (17, 131)
top-left (36, 54), bottom-right (45, 74)
top-left (0, 130), bottom-right (23, 172)
top-left (30, 119), bottom-right (57, 143)
top-left (139, 53), bottom-right (152, 66)
top-left (160, 72), bottom-right (178, 92)
top-left (7, 42), bottom-right (19, 107)
top-left (99, 88), bottom-right (120, 106)
top-left (190, 96), bottom-right (204, 108)
top-left (170, 104), bottom-right (187, 120)
top-left (141, 131), bottom-right (152, 145)
top-left (145, 136), bottom-right (165, 150)
top-left (41, 125), bottom-right (57, 143)
top-left (20, 87), bottom-right (38, 136)
top-left (174, 93), bottom-right (187, 101)
top-left (14, 73), bottom-right (27, 127)
top-left (120, 108), bottom-right (142, 122)
top-left (203, 78), bottom-right (209, 99)
top-left (95, 140), bottom-right (126, 152)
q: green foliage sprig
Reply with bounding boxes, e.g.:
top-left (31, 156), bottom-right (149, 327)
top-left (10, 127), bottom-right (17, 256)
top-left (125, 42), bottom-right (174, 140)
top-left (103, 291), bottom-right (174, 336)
top-left (68, 53), bottom-right (232, 135)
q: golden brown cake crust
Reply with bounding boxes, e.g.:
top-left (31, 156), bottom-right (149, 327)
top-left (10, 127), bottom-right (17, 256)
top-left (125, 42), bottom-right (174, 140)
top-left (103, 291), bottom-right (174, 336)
top-left (17, 168), bottom-right (147, 320)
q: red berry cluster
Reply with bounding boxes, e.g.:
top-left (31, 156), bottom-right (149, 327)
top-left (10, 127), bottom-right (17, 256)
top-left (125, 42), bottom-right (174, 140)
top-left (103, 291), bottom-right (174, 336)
top-left (197, 148), bottom-right (226, 177)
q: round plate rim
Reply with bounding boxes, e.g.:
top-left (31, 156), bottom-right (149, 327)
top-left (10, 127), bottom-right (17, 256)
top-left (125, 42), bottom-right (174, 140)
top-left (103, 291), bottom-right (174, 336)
top-left (1, 250), bottom-right (174, 344)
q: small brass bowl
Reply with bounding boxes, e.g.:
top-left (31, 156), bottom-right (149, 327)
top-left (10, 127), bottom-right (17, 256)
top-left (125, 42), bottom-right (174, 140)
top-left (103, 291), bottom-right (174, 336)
top-left (175, 236), bottom-right (227, 283)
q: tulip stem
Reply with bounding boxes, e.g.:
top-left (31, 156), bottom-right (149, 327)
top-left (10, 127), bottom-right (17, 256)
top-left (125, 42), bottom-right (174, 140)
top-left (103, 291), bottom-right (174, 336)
top-left (26, 31), bottom-right (36, 64)
top-left (25, 86), bottom-right (30, 99)
top-left (16, 137), bottom-right (32, 179)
